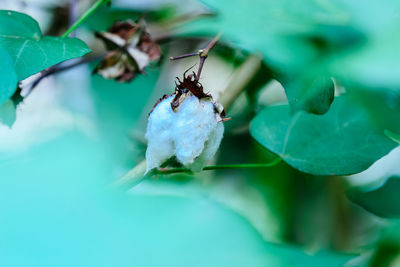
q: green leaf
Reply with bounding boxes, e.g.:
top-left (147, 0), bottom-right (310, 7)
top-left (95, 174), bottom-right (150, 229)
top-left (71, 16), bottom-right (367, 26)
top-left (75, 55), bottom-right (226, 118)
top-left (369, 223), bottom-right (400, 266)
top-left (178, 0), bottom-right (342, 114)
top-left (0, 10), bottom-right (91, 81)
top-left (260, 244), bottom-right (354, 267)
top-left (120, 180), bottom-right (355, 267)
top-left (326, 1), bottom-right (400, 89)
top-left (84, 5), bottom-right (177, 32)
top-left (283, 76), bottom-right (335, 115)
top-left (0, 131), bottom-right (356, 267)
top-left (331, 31), bottom-right (400, 89)
top-left (0, 46), bottom-right (17, 106)
top-left (348, 176), bottom-right (400, 218)
top-left (347, 89), bottom-right (400, 135)
top-left (250, 96), bottom-right (397, 175)
top-left (179, 0), bottom-right (345, 73)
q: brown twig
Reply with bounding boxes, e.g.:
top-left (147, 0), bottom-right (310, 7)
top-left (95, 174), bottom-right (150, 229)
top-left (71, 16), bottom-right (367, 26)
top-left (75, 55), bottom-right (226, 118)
top-left (169, 52), bottom-right (200, 60)
top-left (22, 54), bottom-right (104, 98)
top-left (169, 33), bottom-right (221, 82)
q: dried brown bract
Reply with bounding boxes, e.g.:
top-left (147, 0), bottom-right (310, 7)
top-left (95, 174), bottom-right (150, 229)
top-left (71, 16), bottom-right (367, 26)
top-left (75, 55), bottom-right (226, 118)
top-left (94, 19), bottom-right (161, 82)
top-left (148, 33), bottom-right (229, 123)
top-left (171, 68), bottom-right (211, 111)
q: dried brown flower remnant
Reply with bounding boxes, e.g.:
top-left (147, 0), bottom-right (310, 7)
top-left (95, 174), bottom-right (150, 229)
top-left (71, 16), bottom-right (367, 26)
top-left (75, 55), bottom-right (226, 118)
top-left (148, 68), bottom-right (228, 122)
top-left (94, 19), bottom-right (161, 82)
top-left (171, 69), bottom-right (211, 111)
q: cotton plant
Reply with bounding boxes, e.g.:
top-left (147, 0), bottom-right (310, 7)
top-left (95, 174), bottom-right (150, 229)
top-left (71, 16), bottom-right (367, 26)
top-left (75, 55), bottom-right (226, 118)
top-left (145, 75), bottom-right (226, 173)
top-left (145, 36), bottom-right (230, 173)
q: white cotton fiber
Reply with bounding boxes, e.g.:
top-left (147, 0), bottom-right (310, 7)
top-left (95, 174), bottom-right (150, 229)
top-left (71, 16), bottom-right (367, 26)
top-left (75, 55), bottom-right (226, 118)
top-left (145, 93), bottom-right (224, 173)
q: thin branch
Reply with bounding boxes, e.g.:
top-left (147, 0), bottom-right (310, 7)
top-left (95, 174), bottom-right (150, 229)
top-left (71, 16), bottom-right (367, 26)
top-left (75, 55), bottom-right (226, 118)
top-left (22, 55), bottom-right (104, 97)
top-left (114, 160), bottom-right (147, 188)
top-left (114, 158), bottom-right (282, 187)
top-left (204, 158), bottom-right (282, 170)
top-left (169, 33), bottom-right (221, 82)
top-left (155, 158), bottom-right (282, 175)
top-left (169, 52), bottom-right (200, 61)
top-left (196, 33), bottom-right (221, 81)
top-left (203, 33), bottom-right (221, 53)
top-left (196, 56), bottom-right (207, 83)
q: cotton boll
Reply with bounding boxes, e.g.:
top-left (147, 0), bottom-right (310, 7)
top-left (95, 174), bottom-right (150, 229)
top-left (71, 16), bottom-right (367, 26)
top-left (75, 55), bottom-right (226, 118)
top-left (145, 93), bottom-right (224, 173)
top-left (145, 95), bottom-right (176, 172)
top-left (173, 96), bottom-right (217, 165)
top-left (188, 122), bottom-right (224, 172)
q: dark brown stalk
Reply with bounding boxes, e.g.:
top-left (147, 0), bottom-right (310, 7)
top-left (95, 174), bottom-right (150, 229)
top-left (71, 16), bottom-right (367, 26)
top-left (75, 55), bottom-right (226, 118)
top-left (169, 33), bottom-right (221, 82)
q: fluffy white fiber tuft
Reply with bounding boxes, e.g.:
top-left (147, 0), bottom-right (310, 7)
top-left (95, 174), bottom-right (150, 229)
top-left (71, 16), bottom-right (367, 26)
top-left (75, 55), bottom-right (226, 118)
top-left (145, 94), bottom-right (224, 173)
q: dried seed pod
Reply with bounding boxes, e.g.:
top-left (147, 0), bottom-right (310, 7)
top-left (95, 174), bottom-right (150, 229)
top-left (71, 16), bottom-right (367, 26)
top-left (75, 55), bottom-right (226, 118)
top-left (94, 19), bottom-right (161, 82)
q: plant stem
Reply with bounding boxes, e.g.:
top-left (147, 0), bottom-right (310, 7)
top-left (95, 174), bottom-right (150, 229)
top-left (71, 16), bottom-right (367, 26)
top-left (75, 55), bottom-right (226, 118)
top-left (114, 157), bottom-right (282, 187)
top-left (195, 56), bottom-right (207, 82)
top-left (156, 158), bottom-right (282, 175)
top-left (62, 0), bottom-right (109, 38)
top-left (169, 52), bottom-right (200, 60)
top-left (22, 54), bottom-right (104, 97)
top-left (113, 160), bottom-right (147, 188)
top-left (204, 158), bottom-right (282, 170)
top-left (195, 33), bottom-right (221, 82)
top-left (169, 33), bottom-right (221, 82)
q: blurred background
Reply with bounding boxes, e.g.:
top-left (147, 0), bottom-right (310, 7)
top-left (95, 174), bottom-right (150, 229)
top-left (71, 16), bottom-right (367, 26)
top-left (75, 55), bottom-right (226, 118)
top-left (1, 0), bottom-right (400, 266)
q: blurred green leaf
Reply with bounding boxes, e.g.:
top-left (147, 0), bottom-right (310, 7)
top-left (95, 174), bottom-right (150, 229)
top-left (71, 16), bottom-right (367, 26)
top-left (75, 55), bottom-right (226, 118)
top-left (259, 244), bottom-right (354, 267)
top-left (176, 0), bottom-right (348, 115)
top-left (348, 176), bottom-right (400, 218)
top-left (0, 131), bottom-right (355, 267)
top-left (130, 178), bottom-right (355, 267)
top-left (331, 31), bottom-right (400, 89)
top-left (179, 0), bottom-right (350, 72)
top-left (84, 5), bottom-right (177, 32)
top-left (369, 223), bottom-right (400, 267)
top-left (327, 0), bottom-right (400, 88)
top-left (283, 76), bottom-right (335, 115)
top-left (345, 89), bottom-right (400, 135)
top-left (0, 46), bottom-right (17, 106)
top-left (178, 0), bottom-right (400, 113)
top-left (0, 10), bottom-right (90, 80)
top-left (85, 7), bottom-right (141, 32)
top-left (250, 96), bottom-right (397, 175)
